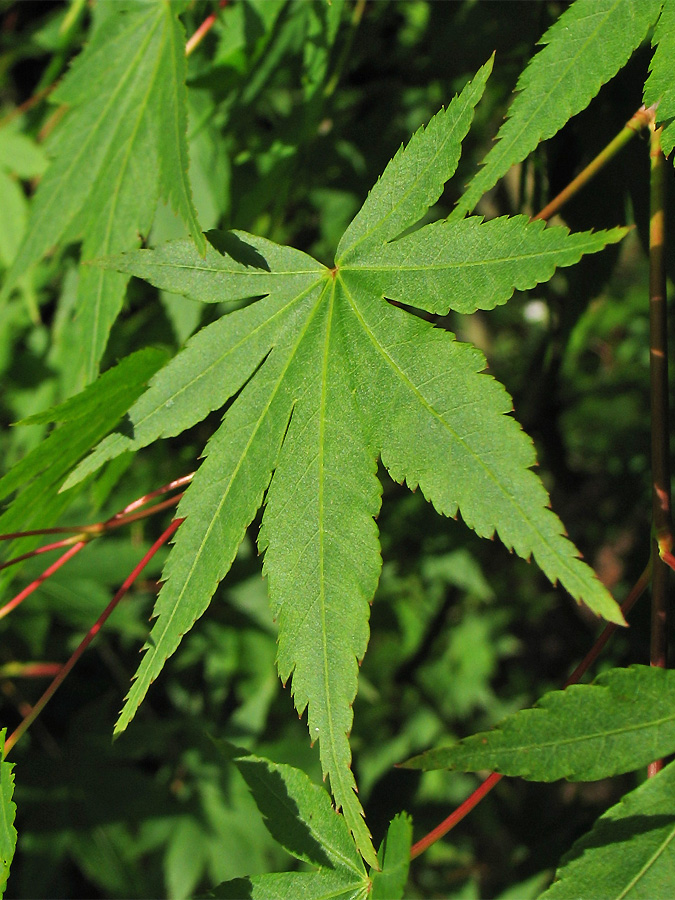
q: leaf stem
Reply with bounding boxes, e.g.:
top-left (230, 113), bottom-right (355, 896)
top-left (533, 105), bottom-right (655, 222)
top-left (0, 542), bottom-right (87, 621)
top-left (3, 518), bottom-right (183, 756)
top-left (185, 1), bottom-right (228, 58)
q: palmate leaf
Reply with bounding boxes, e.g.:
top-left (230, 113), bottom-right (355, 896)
top-left (65, 60), bottom-right (625, 864)
top-left (644, 0), bottom-right (675, 156)
top-left (0, 2), bottom-right (204, 382)
top-left (452, 0), bottom-right (663, 220)
top-left (539, 760), bottom-right (675, 899)
top-left (403, 666), bottom-right (675, 781)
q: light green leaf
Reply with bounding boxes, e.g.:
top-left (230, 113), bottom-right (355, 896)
top-left (403, 666), bottom-right (675, 780)
top-left (73, 63), bottom-right (623, 864)
top-left (0, 348), bottom-right (169, 503)
top-left (452, 0), bottom-right (663, 220)
top-left (208, 745), bottom-right (370, 898)
top-left (343, 215), bottom-right (626, 315)
top-left (539, 760), bottom-right (675, 899)
top-left (370, 814), bottom-right (413, 900)
top-left (337, 56), bottom-right (493, 259)
top-left (1, 2), bottom-right (204, 381)
top-left (645, 0), bottom-right (675, 156)
top-left (62, 234), bottom-right (324, 491)
top-left (0, 731), bottom-right (16, 898)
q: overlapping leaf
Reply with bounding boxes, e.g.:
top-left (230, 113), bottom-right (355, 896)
top-left (403, 666), bottom-right (675, 780)
top-left (210, 744), bottom-right (370, 899)
top-left (645, 0), bottom-right (675, 155)
top-left (0, 348), bottom-right (169, 592)
top-left (452, 0), bottom-right (663, 220)
top-left (65, 59), bottom-right (625, 863)
top-left (0, 731), bottom-right (16, 897)
top-left (540, 759), bottom-right (675, 899)
top-left (0, 2), bottom-right (204, 382)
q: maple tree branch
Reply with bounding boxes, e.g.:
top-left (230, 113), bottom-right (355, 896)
top-left (0, 472), bottom-right (192, 573)
top-left (0, 541), bottom-right (87, 621)
top-left (3, 517), bottom-right (183, 756)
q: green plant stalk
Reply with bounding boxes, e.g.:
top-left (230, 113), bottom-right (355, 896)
top-left (648, 124), bottom-right (670, 777)
top-left (533, 105), bottom-right (655, 222)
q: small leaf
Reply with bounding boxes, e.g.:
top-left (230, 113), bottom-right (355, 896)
top-left (370, 814), bottom-right (413, 900)
top-left (222, 742), bottom-right (368, 873)
top-left (206, 745), bottom-right (371, 899)
top-left (644, 0), bottom-right (675, 156)
top-left (0, 731), bottom-right (17, 898)
top-left (403, 666), bottom-right (675, 781)
top-left (540, 759), bottom-right (675, 899)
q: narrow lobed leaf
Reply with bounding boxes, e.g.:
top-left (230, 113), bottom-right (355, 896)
top-left (370, 814), bottom-right (413, 900)
top-left (403, 666), bottom-right (675, 780)
top-left (0, 731), bottom-right (17, 897)
top-left (644, 0), bottom-right (675, 156)
top-left (336, 56), bottom-right (493, 260)
top-left (343, 216), bottom-right (627, 315)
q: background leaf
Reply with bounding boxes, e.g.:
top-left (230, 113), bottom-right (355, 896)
top-left (1, 2), bottom-right (203, 382)
top-left (644, 0), bottom-right (675, 155)
top-left (370, 814), bottom-right (413, 900)
top-left (403, 666), bottom-right (675, 780)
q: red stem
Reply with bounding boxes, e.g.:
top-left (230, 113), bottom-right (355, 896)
top-left (410, 570), bottom-right (647, 859)
top-left (0, 542), bottom-right (87, 620)
top-left (185, 1), bottom-right (228, 57)
top-left (4, 518), bottom-right (183, 756)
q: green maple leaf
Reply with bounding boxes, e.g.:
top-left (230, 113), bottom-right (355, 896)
top-left (403, 666), bottom-right (675, 781)
top-left (64, 58), bottom-right (625, 865)
top-left (645, 0), bottom-right (675, 155)
top-left (0, 1), bottom-right (204, 381)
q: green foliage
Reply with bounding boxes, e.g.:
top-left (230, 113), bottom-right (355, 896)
top-left (540, 760), bottom-right (675, 899)
top-left (453, 0), bottom-right (663, 219)
top-left (404, 666), bottom-right (675, 780)
top-left (1, 0), bottom-right (674, 897)
top-left (207, 744), bottom-right (409, 899)
top-left (0, 731), bottom-right (16, 898)
top-left (1, 1), bottom-right (204, 383)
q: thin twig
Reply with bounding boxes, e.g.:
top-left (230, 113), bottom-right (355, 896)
top-left (0, 542), bottom-right (87, 621)
top-left (647, 123), bottom-right (670, 778)
top-left (185, 0), bottom-right (228, 57)
top-left (4, 518), bottom-right (183, 756)
top-left (533, 105), bottom-right (655, 222)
